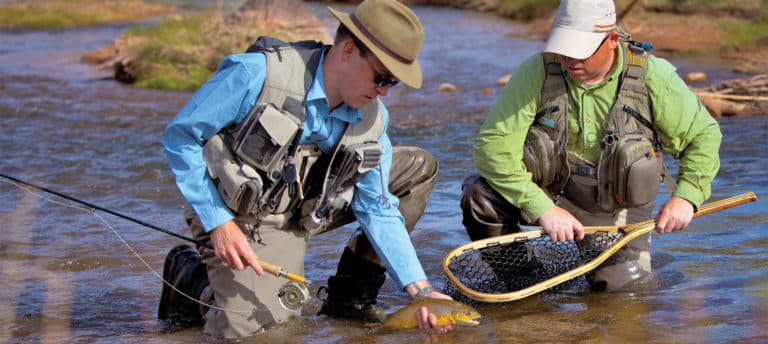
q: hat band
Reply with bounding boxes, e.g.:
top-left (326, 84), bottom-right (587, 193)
top-left (350, 13), bottom-right (413, 65)
top-left (593, 23), bottom-right (616, 32)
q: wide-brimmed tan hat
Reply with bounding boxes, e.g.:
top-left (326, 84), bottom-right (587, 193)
top-left (328, 0), bottom-right (424, 89)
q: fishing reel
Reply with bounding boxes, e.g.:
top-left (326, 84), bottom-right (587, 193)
top-left (277, 281), bottom-right (310, 312)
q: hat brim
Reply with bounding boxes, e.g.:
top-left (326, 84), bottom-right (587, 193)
top-left (544, 27), bottom-right (606, 60)
top-left (328, 6), bottom-right (422, 89)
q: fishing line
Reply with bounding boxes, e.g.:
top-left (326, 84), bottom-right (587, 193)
top-left (0, 174), bottom-right (266, 316)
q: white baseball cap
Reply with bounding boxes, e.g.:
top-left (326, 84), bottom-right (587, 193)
top-left (544, 0), bottom-right (616, 59)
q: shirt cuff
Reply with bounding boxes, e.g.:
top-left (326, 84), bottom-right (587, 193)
top-left (672, 180), bottom-right (706, 210)
top-left (196, 205), bottom-right (235, 232)
top-left (523, 190), bottom-right (556, 222)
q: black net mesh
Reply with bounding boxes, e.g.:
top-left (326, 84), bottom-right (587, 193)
top-left (445, 231), bottom-right (625, 298)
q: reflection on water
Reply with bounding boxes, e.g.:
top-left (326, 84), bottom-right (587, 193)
top-left (1, 2), bottom-right (766, 344)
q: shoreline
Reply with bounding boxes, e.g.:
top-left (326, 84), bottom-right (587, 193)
top-left (2, 0), bottom-right (765, 116)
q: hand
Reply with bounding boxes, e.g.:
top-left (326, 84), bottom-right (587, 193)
top-left (405, 282), bottom-right (454, 332)
top-left (655, 196), bottom-right (695, 233)
top-left (538, 205), bottom-right (585, 242)
top-left (210, 220), bottom-right (264, 275)
top-left (416, 292), bottom-right (454, 332)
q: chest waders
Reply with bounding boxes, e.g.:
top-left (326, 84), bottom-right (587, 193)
top-left (522, 42), bottom-right (666, 212)
top-left (203, 37), bottom-right (385, 234)
top-left (159, 38), bottom-right (389, 331)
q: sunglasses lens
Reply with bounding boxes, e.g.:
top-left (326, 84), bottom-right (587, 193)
top-left (374, 74), bottom-right (399, 88)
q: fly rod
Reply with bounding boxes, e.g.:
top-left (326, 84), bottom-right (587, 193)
top-left (0, 173), bottom-right (310, 285)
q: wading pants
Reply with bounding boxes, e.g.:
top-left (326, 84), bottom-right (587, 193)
top-left (186, 146), bottom-right (437, 339)
top-left (459, 174), bottom-right (652, 292)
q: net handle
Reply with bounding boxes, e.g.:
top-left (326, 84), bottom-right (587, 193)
top-left (515, 192), bottom-right (758, 235)
top-left (443, 192), bottom-right (758, 303)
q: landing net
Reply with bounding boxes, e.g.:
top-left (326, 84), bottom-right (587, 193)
top-left (444, 231), bottom-right (624, 299)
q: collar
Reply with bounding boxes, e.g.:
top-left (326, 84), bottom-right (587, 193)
top-left (306, 50), bottom-right (363, 124)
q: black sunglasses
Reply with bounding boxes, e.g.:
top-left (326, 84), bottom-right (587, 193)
top-left (354, 38), bottom-right (400, 88)
top-left (374, 73), bottom-right (399, 88)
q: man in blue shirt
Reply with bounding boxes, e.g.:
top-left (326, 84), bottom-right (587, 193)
top-left (158, 0), bottom-right (453, 339)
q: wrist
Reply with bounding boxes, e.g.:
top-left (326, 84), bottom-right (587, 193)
top-left (414, 286), bottom-right (436, 299)
top-left (405, 280), bottom-right (435, 299)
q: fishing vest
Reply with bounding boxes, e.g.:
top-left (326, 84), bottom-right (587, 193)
top-left (202, 37), bottom-right (385, 230)
top-left (522, 42), bottom-right (664, 212)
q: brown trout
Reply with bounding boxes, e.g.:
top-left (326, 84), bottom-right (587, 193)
top-left (381, 299), bottom-right (481, 329)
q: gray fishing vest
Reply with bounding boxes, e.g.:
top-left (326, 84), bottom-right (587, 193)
top-left (203, 41), bottom-right (385, 229)
top-left (522, 42), bottom-right (665, 212)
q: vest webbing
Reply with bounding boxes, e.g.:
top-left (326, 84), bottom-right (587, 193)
top-left (224, 43), bottom-right (385, 217)
top-left (536, 42), bottom-right (660, 203)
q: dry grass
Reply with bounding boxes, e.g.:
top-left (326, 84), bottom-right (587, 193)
top-left (0, 0), bottom-right (175, 30)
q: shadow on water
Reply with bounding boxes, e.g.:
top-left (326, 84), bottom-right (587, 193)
top-left (1, 2), bottom-right (766, 343)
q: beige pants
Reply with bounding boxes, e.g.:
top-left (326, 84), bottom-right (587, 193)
top-left (555, 191), bottom-right (652, 291)
top-left (186, 146), bottom-right (438, 338)
top-left (460, 175), bottom-right (652, 293)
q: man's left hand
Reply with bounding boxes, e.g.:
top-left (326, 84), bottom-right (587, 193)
top-left (415, 290), bottom-right (454, 332)
top-left (405, 281), bottom-right (454, 332)
top-left (655, 196), bottom-right (695, 233)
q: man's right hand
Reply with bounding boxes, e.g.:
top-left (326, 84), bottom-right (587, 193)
top-left (537, 205), bottom-right (585, 242)
top-left (210, 220), bottom-right (264, 275)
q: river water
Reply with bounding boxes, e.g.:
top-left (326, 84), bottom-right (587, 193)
top-left (0, 2), bottom-right (766, 344)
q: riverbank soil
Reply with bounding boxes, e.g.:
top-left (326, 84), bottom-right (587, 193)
top-left (517, 9), bottom-right (767, 74)
top-left (622, 12), bottom-right (767, 75)
top-left (622, 11), bottom-right (768, 116)
top-left (512, 6), bottom-right (768, 117)
top-left (3, 0), bottom-right (765, 115)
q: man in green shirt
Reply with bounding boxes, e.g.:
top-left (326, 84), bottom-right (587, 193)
top-left (461, 0), bottom-right (721, 291)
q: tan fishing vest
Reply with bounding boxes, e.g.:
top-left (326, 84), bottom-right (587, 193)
top-left (203, 42), bottom-right (384, 229)
top-left (522, 42), bottom-right (664, 212)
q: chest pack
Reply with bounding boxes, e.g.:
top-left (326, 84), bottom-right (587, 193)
top-left (202, 36), bottom-right (385, 226)
top-left (522, 42), bottom-right (665, 212)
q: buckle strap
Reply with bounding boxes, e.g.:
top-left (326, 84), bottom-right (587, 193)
top-left (571, 164), bottom-right (597, 177)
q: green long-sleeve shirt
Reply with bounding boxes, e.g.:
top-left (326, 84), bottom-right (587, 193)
top-left (474, 45), bottom-right (722, 221)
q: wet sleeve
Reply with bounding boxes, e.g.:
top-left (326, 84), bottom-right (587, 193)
top-left (161, 54), bottom-right (267, 231)
top-left (350, 104), bottom-right (427, 291)
top-left (474, 54), bottom-right (555, 221)
top-left (646, 56), bottom-right (722, 207)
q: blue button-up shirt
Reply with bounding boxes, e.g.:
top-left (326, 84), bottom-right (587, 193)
top-left (162, 51), bottom-right (426, 290)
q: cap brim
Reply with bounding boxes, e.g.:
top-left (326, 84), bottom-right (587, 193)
top-left (328, 6), bottom-right (422, 89)
top-left (544, 27), bottom-right (606, 60)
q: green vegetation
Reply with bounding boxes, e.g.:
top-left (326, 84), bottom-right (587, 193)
top-left (640, 0), bottom-right (767, 19)
top-left (719, 19), bottom-right (768, 52)
top-left (669, 48), bottom-right (706, 58)
top-left (640, 0), bottom-right (768, 52)
top-left (498, 0), bottom-right (559, 21)
top-left (122, 14), bottom-right (310, 91)
top-left (639, 0), bottom-right (768, 53)
top-left (1, 0), bottom-right (326, 91)
top-left (5, 0), bottom-right (768, 90)
top-left (495, 0), bottom-right (768, 55)
top-left (122, 15), bottom-right (222, 90)
top-left (0, 0), bottom-right (173, 30)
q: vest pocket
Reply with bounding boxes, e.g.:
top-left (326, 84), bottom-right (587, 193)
top-left (565, 174), bottom-right (601, 212)
top-left (523, 126), bottom-right (556, 187)
top-left (203, 134), bottom-right (264, 216)
top-left (623, 152), bottom-right (660, 207)
top-left (234, 104), bottom-right (301, 183)
top-left (611, 137), bottom-right (660, 208)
